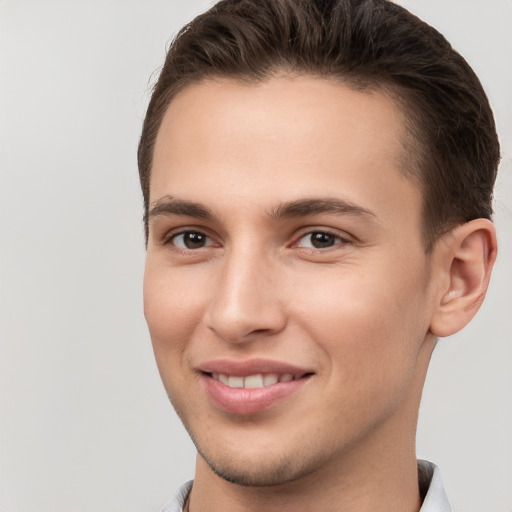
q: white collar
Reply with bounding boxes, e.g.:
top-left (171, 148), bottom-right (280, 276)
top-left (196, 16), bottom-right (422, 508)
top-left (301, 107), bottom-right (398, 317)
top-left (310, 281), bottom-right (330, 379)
top-left (418, 460), bottom-right (452, 512)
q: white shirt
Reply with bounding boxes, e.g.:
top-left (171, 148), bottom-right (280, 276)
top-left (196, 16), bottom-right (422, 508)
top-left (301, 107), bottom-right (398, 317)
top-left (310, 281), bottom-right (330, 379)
top-left (162, 459), bottom-right (451, 512)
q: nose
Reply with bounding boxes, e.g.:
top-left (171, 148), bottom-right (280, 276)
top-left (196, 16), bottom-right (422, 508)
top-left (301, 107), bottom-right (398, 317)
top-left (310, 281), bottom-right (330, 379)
top-left (205, 246), bottom-right (287, 343)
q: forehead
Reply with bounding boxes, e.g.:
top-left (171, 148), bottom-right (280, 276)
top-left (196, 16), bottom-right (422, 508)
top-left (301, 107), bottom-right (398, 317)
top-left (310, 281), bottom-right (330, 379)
top-left (151, 76), bottom-right (421, 227)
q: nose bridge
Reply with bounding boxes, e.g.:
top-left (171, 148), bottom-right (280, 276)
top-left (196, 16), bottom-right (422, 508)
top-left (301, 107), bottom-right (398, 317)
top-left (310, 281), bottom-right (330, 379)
top-left (206, 242), bottom-right (286, 342)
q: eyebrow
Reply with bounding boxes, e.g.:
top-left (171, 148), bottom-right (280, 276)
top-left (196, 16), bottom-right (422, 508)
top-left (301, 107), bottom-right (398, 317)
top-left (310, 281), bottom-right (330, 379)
top-left (148, 196), bottom-right (214, 220)
top-left (147, 195), bottom-right (377, 223)
top-left (268, 198), bottom-right (377, 220)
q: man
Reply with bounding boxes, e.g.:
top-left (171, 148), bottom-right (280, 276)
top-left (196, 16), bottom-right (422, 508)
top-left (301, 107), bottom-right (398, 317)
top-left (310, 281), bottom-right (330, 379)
top-left (138, 1), bottom-right (499, 511)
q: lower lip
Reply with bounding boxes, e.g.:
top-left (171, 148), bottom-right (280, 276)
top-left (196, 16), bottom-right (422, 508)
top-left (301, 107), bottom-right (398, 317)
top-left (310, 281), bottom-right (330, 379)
top-left (201, 374), bottom-right (310, 415)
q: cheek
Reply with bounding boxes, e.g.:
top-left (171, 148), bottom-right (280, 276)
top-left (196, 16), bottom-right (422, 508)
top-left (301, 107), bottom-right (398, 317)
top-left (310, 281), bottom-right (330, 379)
top-left (143, 261), bottom-right (209, 367)
top-left (293, 263), bottom-right (430, 391)
top-left (300, 285), bottom-right (428, 438)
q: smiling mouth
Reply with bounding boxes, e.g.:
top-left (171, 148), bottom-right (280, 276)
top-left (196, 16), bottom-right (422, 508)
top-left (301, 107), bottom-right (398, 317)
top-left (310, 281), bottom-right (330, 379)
top-left (208, 372), bottom-right (310, 389)
top-left (201, 369), bottom-right (313, 414)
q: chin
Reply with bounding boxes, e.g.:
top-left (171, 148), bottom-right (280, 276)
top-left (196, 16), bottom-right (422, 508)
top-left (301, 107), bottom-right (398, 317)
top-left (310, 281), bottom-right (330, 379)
top-left (188, 426), bottom-right (333, 488)
top-left (198, 446), bottom-right (310, 487)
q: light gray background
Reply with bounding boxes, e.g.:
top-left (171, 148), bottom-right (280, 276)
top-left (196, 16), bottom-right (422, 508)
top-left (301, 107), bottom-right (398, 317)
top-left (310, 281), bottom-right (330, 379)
top-left (0, 1), bottom-right (510, 511)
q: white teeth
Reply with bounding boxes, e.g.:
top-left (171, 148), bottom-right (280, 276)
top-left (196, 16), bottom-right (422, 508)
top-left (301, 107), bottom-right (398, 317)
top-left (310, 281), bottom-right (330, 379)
top-left (244, 374), bottom-right (264, 389)
top-left (213, 372), bottom-right (296, 389)
top-left (228, 376), bottom-right (244, 388)
top-left (263, 373), bottom-right (279, 386)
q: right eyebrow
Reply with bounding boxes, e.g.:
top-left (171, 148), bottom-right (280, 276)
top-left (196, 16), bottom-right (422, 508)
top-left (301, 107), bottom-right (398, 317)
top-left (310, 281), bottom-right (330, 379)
top-left (147, 195), bottom-right (214, 221)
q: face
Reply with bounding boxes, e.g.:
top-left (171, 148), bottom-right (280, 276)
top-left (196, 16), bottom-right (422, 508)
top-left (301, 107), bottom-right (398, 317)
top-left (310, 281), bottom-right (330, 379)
top-left (144, 76), bottom-right (438, 486)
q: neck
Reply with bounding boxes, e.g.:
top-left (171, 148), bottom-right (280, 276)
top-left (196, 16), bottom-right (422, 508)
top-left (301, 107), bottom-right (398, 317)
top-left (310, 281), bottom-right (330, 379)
top-left (190, 442), bottom-right (421, 512)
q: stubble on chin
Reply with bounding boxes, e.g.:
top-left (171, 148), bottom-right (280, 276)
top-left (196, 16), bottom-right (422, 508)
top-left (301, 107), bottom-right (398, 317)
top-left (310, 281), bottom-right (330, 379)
top-left (189, 428), bottom-right (333, 488)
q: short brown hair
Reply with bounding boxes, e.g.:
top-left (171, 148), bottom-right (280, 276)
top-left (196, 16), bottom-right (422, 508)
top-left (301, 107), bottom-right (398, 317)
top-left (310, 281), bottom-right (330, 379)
top-left (138, 0), bottom-right (500, 249)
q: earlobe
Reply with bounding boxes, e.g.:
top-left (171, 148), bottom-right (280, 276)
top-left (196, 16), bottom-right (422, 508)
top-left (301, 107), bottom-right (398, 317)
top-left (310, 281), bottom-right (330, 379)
top-left (430, 219), bottom-right (497, 338)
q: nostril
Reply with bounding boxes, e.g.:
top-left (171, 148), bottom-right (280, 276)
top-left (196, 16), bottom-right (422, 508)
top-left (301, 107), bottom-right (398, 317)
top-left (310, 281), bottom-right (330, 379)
top-left (251, 328), bottom-right (273, 335)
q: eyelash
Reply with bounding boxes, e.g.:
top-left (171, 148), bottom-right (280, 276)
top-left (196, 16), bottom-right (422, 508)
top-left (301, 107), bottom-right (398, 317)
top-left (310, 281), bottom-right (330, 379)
top-left (292, 230), bottom-right (351, 251)
top-left (164, 230), bottom-right (218, 252)
top-left (164, 227), bottom-right (352, 254)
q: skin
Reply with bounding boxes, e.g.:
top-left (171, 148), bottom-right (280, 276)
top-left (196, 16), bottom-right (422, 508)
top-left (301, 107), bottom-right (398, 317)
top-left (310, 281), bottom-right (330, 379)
top-left (143, 76), bottom-right (497, 512)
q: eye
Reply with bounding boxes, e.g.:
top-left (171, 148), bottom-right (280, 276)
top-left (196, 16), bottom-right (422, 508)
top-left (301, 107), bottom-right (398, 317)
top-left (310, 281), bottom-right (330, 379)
top-left (295, 231), bottom-right (346, 250)
top-left (170, 231), bottom-right (216, 250)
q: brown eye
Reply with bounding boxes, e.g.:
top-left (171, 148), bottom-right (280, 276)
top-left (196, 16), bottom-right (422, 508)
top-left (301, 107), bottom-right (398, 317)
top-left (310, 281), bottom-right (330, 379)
top-left (171, 231), bottom-right (213, 249)
top-left (296, 231), bottom-right (344, 249)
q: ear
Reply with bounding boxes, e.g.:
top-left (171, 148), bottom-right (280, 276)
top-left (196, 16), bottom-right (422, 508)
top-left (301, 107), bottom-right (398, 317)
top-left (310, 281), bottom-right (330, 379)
top-left (429, 219), bottom-right (497, 338)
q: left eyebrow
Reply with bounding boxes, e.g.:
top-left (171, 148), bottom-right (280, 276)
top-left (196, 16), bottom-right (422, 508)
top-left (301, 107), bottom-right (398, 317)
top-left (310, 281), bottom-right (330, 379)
top-left (268, 198), bottom-right (377, 220)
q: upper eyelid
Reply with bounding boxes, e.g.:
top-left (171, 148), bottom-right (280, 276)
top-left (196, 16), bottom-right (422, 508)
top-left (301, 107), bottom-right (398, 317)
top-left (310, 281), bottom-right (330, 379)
top-left (171, 231), bottom-right (217, 249)
top-left (292, 235), bottom-right (348, 251)
top-left (292, 227), bottom-right (354, 243)
top-left (163, 230), bottom-right (221, 254)
top-left (162, 226), bottom-right (217, 244)
top-left (159, 225), bottom-right (354, 248)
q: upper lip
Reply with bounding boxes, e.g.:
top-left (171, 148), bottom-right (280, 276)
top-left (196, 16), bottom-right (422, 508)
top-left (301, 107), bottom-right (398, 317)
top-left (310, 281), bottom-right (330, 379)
top-left (197, 358), bottom-right (314, 377)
